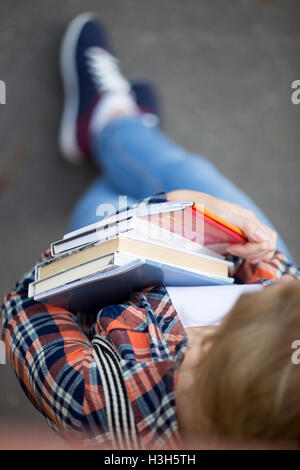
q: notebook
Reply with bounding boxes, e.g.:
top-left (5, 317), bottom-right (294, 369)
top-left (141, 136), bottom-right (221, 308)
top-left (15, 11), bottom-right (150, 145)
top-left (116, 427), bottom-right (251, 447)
top-left (29, 252), bottom-right (233, 314)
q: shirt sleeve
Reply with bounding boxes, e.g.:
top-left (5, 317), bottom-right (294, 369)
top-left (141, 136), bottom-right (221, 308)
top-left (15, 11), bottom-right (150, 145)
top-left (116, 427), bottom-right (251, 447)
top-left (0, 193), bottom-right (169, 445)
top-left (229, 251), bottom-right (300, 284)
top-left (1, 251), bottom-right (112, 447)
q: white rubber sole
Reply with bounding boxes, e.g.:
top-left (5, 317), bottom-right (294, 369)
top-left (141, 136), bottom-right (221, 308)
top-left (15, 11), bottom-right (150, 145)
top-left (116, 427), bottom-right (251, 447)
top-left (58, 12), bottom-right (98, 163)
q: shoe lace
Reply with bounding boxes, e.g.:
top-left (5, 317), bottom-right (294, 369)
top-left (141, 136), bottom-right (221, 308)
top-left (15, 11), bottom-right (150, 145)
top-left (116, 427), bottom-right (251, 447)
top-left (85, 47), bottom-right (130, 93)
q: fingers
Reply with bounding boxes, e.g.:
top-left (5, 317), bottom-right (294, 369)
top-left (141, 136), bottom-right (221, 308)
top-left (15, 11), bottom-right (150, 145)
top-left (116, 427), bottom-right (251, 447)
top-left (170, 191), bottom-right (279, 264)
top-left (234, 210), bottom-right (267, 242)
top-left (226, 241), bottom-right (274, 261)
top-left (225, 208), bottom-right (278, 263)
top-left (226, 223), bottom-right (277, 263)
top-left (262, 223), bottom-right (278, 249)
top-left (226, 240), bottom-right (276, 263)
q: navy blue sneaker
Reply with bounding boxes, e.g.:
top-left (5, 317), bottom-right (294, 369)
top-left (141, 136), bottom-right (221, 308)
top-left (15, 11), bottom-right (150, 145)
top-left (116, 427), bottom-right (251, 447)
top-left (59, 13), bottom-right (160, 163)
top-left (131, 80), bottom-right (161, 128)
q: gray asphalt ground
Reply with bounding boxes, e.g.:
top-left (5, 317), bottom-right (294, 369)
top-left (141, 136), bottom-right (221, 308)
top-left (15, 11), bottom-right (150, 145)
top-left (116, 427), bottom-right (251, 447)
top-left (0, 0), bottom-right (299, 441)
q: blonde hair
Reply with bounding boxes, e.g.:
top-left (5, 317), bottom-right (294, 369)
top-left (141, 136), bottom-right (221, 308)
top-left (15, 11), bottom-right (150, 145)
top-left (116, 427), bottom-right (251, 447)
top-left (193, 280), bottom-right (300, 444)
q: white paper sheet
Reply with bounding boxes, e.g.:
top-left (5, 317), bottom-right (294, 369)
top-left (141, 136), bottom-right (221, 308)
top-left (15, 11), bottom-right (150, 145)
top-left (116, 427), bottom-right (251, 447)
top-left (166, 284), bottom-right (263, 327)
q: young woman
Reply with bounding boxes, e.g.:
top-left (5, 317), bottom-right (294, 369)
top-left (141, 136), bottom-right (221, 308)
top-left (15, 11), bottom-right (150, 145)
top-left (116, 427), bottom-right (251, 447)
top-left (2, 13), bottom-right (300, 449)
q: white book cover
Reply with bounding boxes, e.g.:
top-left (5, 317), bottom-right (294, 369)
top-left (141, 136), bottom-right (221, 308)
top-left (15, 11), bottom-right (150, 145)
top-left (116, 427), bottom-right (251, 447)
top-left (63, 201), bottom-right (193, 240)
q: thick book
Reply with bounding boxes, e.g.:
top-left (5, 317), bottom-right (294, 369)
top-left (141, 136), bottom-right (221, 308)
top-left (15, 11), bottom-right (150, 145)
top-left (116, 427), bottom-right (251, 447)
top-left (51, 201), bottom-right (193, 256)
top-left (145, 203), bottom-right (247, 251)
top-left (37, 235), bottom-right (232, 281)
top-left (62, 200), bottom-right (193, 240)
top-left (50, 215), bottom-right (222, 260)
top-left (29, 252), bottom-right (233, 314)
top-left (51, 201), bottom-right (247, 256)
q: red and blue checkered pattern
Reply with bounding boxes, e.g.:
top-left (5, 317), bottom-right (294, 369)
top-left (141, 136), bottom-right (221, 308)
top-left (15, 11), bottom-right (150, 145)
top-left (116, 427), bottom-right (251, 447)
top-left (1, 194), bottom-right (299, 449)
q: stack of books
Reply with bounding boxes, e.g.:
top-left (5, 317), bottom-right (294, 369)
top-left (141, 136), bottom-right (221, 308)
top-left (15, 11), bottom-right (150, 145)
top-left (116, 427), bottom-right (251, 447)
top-left (28, 201), bottom-right (247, 313)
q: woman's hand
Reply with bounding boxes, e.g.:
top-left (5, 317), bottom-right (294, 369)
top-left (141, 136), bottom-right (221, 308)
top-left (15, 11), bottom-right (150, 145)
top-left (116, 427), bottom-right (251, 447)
top-left (167, 190), bottom-right (278, 264)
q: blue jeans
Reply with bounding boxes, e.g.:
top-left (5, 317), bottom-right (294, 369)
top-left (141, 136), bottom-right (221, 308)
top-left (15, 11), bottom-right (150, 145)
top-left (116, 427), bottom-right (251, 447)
top-left (69, 116), bottom-right (293, 261)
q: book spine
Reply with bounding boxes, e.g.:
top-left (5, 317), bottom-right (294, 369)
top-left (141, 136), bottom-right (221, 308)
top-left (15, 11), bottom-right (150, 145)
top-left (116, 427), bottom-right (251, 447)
top-left (51, 220), bottom-right (136, 256)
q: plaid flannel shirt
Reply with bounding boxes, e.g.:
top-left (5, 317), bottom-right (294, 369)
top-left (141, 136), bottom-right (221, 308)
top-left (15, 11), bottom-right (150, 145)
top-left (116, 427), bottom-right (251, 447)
top-left (1, 193), bottom-right (300, 449)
